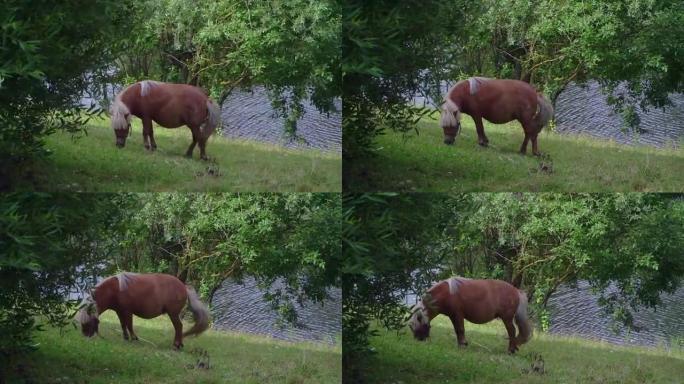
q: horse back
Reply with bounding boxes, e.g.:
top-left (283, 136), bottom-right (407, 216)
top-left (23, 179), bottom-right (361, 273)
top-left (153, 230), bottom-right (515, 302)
top-left (114, 273), bottom-right (188, 318)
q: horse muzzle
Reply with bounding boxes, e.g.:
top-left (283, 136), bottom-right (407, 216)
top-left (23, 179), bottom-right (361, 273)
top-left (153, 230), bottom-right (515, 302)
top-left (116, 139), bottom-right (126, 148)
top-left (444, 135), bottom-right (455, 145)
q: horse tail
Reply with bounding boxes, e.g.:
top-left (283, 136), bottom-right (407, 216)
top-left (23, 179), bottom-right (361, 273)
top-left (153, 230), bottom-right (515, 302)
top-left (535, 94), bottom-right (554, 129)
top-left (183, 286), bottom-right (211, 338)
top-left (514, 290), bottom-right (533, 345)
top-left (200, 99), bottom-right (221, 138)
top-left (440, 96), bottom-right (461, 134)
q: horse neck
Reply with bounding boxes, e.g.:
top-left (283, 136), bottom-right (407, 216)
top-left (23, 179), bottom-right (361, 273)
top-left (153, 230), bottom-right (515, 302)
top-left (93, 277), bottom-right (118, 313)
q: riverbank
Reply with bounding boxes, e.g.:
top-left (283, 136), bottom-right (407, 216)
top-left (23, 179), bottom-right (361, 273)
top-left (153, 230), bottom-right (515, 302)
top-left (344, 117), bottom-right (684, 192)
top-left (8, 311), bottom-right (341, 384)
top-left (355, 317), bottom-right (684, 383)
top-left (19, 116), bottom-right (341, 192)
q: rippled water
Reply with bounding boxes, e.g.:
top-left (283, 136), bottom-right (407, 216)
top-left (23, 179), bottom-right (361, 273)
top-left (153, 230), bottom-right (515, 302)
top-left (548, 280), bottom-right (684, 348)
top-left (220, 87), bottom-right (341, 153)
top-left (555, 81), bottom-right (684, 148)
top-left (211, 276), bottom-right (341, 344)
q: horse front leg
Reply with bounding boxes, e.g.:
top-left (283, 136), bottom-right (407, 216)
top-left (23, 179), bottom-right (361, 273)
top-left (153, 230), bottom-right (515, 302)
top-left (168, 312), bottom-right (184, 350)
top-left (502, 318), bottom-right (518, 353)
top-left (142, 118), bottom-right (154, 151)
top-left (115, 311), bottom-right (130, 340)
top-left (449, 315), bottom-right (468, 347)
top-left (473, 116), bottom-right (489, 147)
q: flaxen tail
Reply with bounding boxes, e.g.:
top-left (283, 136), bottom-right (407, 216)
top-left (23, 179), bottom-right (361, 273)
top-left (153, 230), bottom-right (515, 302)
top-left (183, 286), bottom-right (210, 337)
top-left (514, 290), bottom-right (533, 345)
top-left (200, 99), bottom-right (221, 138)
top-left (535, 94), bottom-right (554, 130)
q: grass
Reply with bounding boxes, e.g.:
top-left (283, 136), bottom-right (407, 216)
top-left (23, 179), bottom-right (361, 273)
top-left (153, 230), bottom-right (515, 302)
top-left (10, 311), bottom-right (341, 384)
top-left (24, 116), bottom-right (341, 192)
top-left (345, 116), bottom-right (684, 192)
top-left (358, 316), bottom-right (684, 384)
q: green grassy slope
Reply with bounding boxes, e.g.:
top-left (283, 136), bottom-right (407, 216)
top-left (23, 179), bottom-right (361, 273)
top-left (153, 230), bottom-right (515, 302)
top-left (360, 316), bottom-right (684, 384)
top-left (10, 311), bottom-right (341, 384)
top-left (24, 117), bottom-right (341, 192)
top-left (345, 117), bottom-right (684, 192)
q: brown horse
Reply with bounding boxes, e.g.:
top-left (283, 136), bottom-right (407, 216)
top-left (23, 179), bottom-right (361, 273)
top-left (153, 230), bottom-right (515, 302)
top-left (110, 80), bottom-right (221, 160)
top-left (408, 277), bottom-right (532, 353)
top-left (440, 77), bottom-right (553, 155)
top-left (76, 272), bottom-right (210, 349)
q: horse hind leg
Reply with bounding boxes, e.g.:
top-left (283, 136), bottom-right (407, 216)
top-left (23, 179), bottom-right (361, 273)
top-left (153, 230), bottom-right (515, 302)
top-left (126, 312), bottom-right (138, 341)
top-left (198, 137), bottom-right (208, 161)
top-left (169, 312), bottom-right (184, 349)
top-left (520, 132), bottom-right (530, 154)
top-left (502, 318), bottom-right (518, 353)
top-left (142, 118), bottom-right (155, 151)
top-left (186, 129), bottom-right (199, 158)
top-left (531, 131), bottom-right (541, 156)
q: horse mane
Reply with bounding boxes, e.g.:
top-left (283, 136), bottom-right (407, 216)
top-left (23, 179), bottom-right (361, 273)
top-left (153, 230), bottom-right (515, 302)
top-left (115, 272), bottom-right (139, 291)
top-left (467, 77), bottom-right (491, 95)
top-left (426, 277), bottom-right (470, 296)
top-left (140, 80), bottom-right (163, 97)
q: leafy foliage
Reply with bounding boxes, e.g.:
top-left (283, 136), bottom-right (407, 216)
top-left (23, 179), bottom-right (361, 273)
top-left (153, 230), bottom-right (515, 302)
top-left (342, 0), bottom-right (466, 159)
top-left (0, 193), bottom-right (124, 378)
top-left (0, 0), bottom-right (133, 187)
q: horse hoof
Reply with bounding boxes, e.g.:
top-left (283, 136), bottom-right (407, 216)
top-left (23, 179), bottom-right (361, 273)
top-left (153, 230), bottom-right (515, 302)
top-left (478, 142), bottom-right (488, 147)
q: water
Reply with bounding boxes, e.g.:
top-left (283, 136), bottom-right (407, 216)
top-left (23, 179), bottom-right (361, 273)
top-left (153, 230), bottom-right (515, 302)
top-left (547, 280), bottom-right (684, 348)
top-left (220, 86), bottom-right (341, 153)
top-left (211, 276), bottom-right (341, 344)
top-left (554, 81), bottom-right (684, 148)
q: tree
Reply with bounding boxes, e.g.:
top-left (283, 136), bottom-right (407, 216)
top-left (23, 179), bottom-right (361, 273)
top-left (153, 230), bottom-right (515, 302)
top-left (0, 0), bottom-right (134, 188)
top-left (342, 0), bottom-right (467, 161)
top-left (0, 193), bottom-right (125, 380)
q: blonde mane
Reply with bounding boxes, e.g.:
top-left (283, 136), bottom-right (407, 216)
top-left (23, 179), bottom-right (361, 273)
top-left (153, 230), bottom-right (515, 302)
top-left (140, 80), bottom-right (162, 97)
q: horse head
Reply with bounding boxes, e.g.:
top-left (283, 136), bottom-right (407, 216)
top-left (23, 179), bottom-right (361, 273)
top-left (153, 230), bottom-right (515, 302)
top-left (440, 98), bottom-right (462, 145)
top-left (408, 293), bottom-right (438, 341)
top-left (110, 100), bottom-right (132, 148)
top-left (75, 293), bottom-right (100, 337)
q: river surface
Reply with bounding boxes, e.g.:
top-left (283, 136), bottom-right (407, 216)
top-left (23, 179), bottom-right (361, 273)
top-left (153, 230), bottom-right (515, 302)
top-left (547, 280), bottom-right (684, 349)
top-left (211, 276), bottom-right (341, 344)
